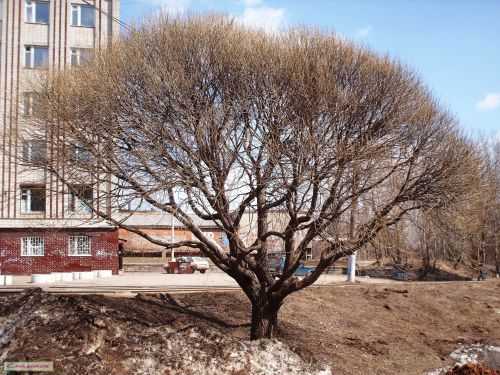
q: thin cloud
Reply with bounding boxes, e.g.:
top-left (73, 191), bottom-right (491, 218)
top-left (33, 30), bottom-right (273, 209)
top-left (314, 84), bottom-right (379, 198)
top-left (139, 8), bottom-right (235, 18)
top-left (476, 92), bottom-right (500, 111)
top-left (239, 6), bottom-right (286, 33)
top-left (149, 0), bottom-right (192, 14)
top-left (242, 0), bottom-right (263, 5)
top-left (355, 25), bottom-right (373, 38)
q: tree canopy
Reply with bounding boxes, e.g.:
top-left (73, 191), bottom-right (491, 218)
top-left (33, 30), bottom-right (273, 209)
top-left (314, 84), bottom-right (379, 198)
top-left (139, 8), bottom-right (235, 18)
top-left (34, 14), bottom-right (477, 339)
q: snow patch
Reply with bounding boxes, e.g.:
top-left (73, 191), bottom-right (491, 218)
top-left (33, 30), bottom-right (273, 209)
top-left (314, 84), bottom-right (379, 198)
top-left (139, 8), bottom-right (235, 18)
top-left (426, 342), bottom-right (500, 375)
top-left (450, 342), bottom-right (500, 365)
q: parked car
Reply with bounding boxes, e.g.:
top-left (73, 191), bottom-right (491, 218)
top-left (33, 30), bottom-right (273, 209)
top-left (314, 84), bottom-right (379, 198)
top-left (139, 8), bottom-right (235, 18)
top-left (271, 256), bottom-right (315, 277)
top-left (187, 256), bottom-right (209, 273)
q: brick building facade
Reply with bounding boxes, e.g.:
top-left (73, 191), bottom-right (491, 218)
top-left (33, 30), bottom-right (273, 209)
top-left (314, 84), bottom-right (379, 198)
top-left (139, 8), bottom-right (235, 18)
top-left (0, 227), bottom-right (119, 275)
top-left (0, 1), bottom-right (121, 275)
top-left (118, 212), bottom-right (228, 257)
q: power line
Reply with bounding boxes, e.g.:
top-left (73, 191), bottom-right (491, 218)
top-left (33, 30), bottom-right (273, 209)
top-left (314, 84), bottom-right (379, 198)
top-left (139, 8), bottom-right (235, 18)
top-left (79, 0), bottom-right (133, 32)
top-left (81, 0), bottom-right (132, 31)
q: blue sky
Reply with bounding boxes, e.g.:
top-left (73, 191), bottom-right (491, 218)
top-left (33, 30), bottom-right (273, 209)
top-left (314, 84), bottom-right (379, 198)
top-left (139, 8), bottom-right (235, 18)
top-left (120, 0), bottom-right (500, 139)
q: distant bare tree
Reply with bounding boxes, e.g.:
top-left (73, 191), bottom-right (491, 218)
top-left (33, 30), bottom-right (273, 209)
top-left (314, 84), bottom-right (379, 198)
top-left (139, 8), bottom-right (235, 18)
top-left (32, 15), bottom-right (476, 339)
top-left (492, 141), bottom-right (500, 276)
top-left (412, 139), bottom-right (498, 278)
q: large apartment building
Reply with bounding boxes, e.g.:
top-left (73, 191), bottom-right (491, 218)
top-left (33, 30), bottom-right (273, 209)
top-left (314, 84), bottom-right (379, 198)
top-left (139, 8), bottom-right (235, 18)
top-left (0, 0), bottom-right (121, 275)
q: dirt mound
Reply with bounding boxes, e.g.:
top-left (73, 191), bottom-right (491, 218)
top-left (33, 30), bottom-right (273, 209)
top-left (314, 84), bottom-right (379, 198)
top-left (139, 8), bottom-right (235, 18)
top-left (0, 289), bottom-right (329, 375)
top-left (445, 363), bottom-right (500, 375)
top-left (1, 281), bottom-right (499, 374)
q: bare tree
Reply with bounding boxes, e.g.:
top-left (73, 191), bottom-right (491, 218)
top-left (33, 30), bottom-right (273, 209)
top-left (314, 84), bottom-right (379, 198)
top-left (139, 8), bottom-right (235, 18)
top-left (492, 141), bottom-right (500, 276)
top-left (411, 139), bottom-right (498, 279)
top-left (482, 140), bottom-right (500, 276)
top-left (32, 14), bottom-right (476, 339)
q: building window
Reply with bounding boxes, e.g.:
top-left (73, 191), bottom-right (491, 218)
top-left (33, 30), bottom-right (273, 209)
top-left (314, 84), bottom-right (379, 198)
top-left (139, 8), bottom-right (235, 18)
top-left (25, 1), bottom-right (49, 24)
top-left (20, 185), bottom-right (46, 213)
top-left (68, 236), bottom-right (91, 256)
top-left (23, 92), bottom-right (42, 116)
top-left (22, 140), bottom-right (47, 165)
top-left (68, 144), bottom-right (93, 164)
top-left (69, 186), bottom-right (93, 213)
top-left (21, 237), bottom-right (45, 256)
top-left (24, 46), bottom-right (49, 68)
top-left (305, 248), bottom-right (313, 261)
top-left (70, 48), bottom-right (92, 68)
top-left (71, 4), bottom-right (95, 27)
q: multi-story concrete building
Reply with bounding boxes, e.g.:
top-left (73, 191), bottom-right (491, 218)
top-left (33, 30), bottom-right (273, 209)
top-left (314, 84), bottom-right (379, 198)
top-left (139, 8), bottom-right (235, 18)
top-left (0, 0), bottom-right (121, 275)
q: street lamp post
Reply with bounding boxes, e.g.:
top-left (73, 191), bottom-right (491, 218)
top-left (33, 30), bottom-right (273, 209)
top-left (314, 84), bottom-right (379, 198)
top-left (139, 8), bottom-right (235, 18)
top-left (170, 212), bottom-right (175, 261)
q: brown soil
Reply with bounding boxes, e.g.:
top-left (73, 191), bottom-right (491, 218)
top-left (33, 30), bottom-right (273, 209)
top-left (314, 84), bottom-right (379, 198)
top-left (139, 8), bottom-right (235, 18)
top-left (1, 279), bottom-right (499, 374)
top-left (168, 280), bottom-right (500, 374)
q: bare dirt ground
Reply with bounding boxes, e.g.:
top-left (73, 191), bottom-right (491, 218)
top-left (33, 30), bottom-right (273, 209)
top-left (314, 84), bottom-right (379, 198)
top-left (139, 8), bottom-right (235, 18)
top-left (0, 280), bottom-right (499, 374)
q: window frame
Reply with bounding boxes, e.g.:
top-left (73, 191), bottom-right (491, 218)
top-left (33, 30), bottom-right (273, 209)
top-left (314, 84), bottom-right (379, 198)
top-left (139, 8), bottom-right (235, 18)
top-left (68, 144), bottom-right (93, 164)
top-left (71, 3), bottom-right (95, 28)
top-left (24, 45), bottom-right (49, 69)
top-left (305, 248), bottom-right (313, 261)
top-left (23, 92), bottom-right (42, 117)
top-left (25, 1), bottom-right (50, 24)
top-left (68, 236), bottom-right (92, 256)
top-left (68, 185), bottom-right (93, 214)
top-left (70, 47), bottom-right (92, 68)
top-left (22, 139), bottom-right (47, 165)
top-left (20, 185), bottom-right (46, 214)
top-left (21, 237), bottom-right (45, 256)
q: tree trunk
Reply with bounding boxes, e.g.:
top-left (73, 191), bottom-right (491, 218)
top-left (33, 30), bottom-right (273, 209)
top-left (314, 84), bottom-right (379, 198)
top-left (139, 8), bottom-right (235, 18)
top-left (495, 237), bottom-right (499, 276)
top-left (250, 299), bottom-right (282, 340)
top-left (421, 244), bottom-right (432, 278)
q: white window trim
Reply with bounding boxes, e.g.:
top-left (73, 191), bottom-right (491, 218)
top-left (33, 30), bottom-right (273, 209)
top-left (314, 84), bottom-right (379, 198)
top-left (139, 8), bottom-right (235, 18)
top-left (24, 45), bottom-right (49, 69)
top-left (23, 92), bottom-right (39, 116)
top-left (25, 1), bottom-right (49, 24)
top-left (70, 48), bottom-right (80, 67)
top-left (305, 248), bottom-right (313, 261)
top-left (71, 3), bottom-right (95, 27)
top-left (22, 139), bottom-right (47, 164)
top-left (20, 189), bottom-right (32, 213)
top-left (24, 46), bottom-right (34, 68)
top-left (70, 48), bottom-right (92, 68)
top-left (68, 236), bottom-right (92, 256)
top-left (20, 187), bottom-right (46, 213)
top-left (21, 237), bottom-right (45, 256)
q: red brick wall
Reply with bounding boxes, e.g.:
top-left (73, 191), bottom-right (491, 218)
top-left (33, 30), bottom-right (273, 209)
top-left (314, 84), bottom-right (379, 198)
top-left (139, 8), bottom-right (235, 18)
top-left (0, 228), bottom-right (119, 275)
top-left (119, 227), bottom-right (227, 252)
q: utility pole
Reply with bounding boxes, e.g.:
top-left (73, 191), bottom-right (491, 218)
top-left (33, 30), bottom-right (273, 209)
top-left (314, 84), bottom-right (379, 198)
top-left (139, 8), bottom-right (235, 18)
top-left (347, 251), bottom-right (357, 282)
top-left (347, 173), bottom-right (357, 283)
